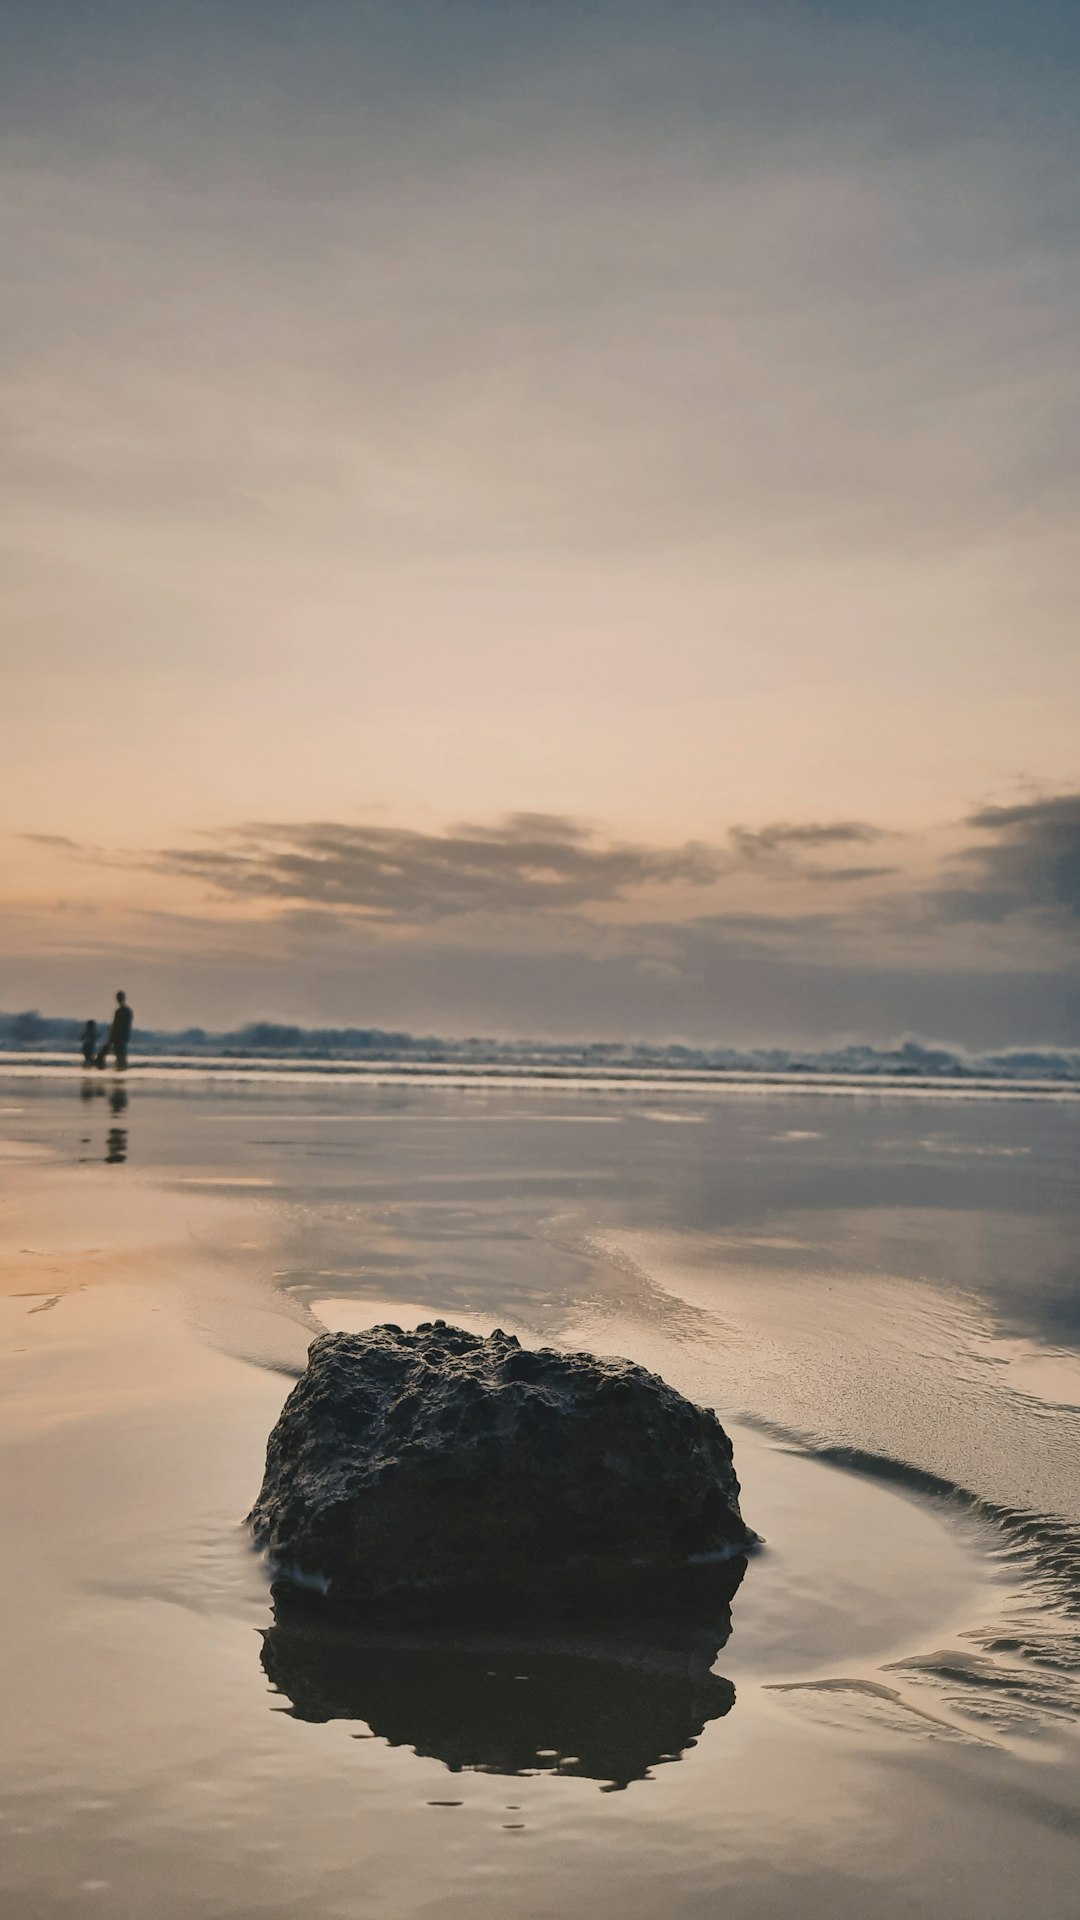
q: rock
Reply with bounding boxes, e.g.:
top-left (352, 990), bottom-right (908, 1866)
top-left (259, 1594), bottom-right (742, 1789)
top-left (248, 1322), bottom-right (755, 1620)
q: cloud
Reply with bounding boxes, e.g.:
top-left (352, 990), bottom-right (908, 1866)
top-left (804, 864), bottom-right (899, 884)
top-left (151, 815), bottom-right (727, 919)
top-left (729, 822), bottom-right (883, 858)
top-left (933, 791), bottom-right (1080, 925)
top-left (22, 832), bottom-right (86, 852)
top-left (725, 821), bottom-right (895, 885)
top-left (143, 811), bottom-right (900, 921)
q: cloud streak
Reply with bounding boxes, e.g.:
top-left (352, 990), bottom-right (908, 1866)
top-left (152, 816), bottom-right (725, 918)
top-left (729, 822), bottom-right (884, 857)
top-left (146, 811), bottom-right (903, 920)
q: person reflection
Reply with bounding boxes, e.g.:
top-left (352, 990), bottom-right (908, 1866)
top-left (105, 1086), bottom-right (129, 1162)
top-left (77, 1078), bottom-right (130, 1161)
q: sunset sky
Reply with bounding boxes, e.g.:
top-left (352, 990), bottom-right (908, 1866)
top-left (3, 1), bottom-right (1078, 1043)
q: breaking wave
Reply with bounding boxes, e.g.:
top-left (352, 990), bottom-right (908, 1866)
top-left (3, 1016), bottom-right (1080, 1096)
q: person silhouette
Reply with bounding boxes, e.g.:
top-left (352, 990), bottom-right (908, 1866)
top-left (80, 1019), bottom-right (98, 1067)
top-left (96, 991), bottom-right (134, 1071)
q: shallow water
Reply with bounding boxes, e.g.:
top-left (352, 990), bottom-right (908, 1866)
top-left (1, 1072), bottom-right (1079, 1917)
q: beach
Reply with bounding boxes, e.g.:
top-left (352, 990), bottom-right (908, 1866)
top-left (2, 1066), bottom-right (1079, 1918)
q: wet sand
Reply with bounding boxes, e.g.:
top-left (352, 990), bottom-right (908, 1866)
top-left (2, 1073), bottom-right (1079, 1917)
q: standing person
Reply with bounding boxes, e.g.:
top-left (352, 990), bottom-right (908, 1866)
top-left (96, 991), bottom-right (134, 1071)
top-left (80, 1019), bottom-right (98, 1067)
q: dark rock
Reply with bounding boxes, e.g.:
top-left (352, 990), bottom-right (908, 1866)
top-left (260, 1584), bottom-right (743, 1789)
top-left (248, 1322), bottom-right (754, 1619)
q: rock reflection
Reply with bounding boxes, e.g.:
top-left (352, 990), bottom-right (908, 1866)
top-left (261, 1560), bottom-right (745, 1791)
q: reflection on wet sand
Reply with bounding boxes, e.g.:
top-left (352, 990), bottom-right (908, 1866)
top-left (261, 1562), bottom-right (745, 1791)
top-left (78, 1079), bottom-right (129, 1162)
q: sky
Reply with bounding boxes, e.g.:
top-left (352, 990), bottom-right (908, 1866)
top-left (2, 0), bottom-right (1078, 1044)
